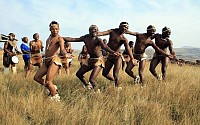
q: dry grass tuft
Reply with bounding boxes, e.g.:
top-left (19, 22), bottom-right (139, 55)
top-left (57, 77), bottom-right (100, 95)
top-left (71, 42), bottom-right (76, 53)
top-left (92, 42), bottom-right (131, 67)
top-left (0, 54), bottom-right (200, 125)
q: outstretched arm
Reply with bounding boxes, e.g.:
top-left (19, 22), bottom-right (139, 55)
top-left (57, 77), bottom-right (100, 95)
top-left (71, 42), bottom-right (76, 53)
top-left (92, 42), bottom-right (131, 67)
top-left (97, 29), bottom-right (112, 36)
top-left (125, 30), bottom-right (139, 36)
top-left (59, 37), bottom-right (72, 58)
top-left (63, 37), bottom-right (82, 42)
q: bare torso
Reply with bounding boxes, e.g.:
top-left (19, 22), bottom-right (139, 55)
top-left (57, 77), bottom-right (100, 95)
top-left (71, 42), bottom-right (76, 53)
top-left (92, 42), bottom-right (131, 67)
top-left (133, 33), bottom-right (153, 54)
top-left (107, 29), bottom-right (127, 52)
top-left (81, 35), bottom-right (103, 58)
top-left (154, 34), bottom-right (171, 54)
top-left (45, 35), bottom-right (62, 57)
top-left (30, 40), bottom-right (42, 54)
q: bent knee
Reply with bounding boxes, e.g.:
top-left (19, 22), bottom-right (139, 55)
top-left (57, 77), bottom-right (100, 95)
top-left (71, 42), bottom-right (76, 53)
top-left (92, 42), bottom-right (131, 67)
top-left (76, 72), bottom-right (82, 78)
top-left (149, 68), bottom-right (154, 73)
top-left (102, 72), bottom-right (108, 77)
top-left (33, 75), bottom-right (38, 82)
top-left (125, 68), bottom-right (131, 74)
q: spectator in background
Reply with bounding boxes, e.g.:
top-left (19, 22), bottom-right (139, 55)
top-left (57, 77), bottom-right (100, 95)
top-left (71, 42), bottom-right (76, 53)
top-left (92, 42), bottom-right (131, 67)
top-left (3, 33), bottom-right (21, 74)
top-left (20, 37), bottom-right (30, 75)
top-left (26, 33), bottom-right (44, 77)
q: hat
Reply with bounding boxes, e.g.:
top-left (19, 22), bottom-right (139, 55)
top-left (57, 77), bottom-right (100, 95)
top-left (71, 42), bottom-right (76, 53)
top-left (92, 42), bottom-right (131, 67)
top-left (11, 56), bottom-right (19, 64)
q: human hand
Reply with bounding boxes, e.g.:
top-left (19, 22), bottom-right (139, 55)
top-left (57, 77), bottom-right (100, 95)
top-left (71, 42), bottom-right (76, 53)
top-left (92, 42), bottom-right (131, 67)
top-left (167, 54), bottom-right (175, 59)
top-left (113, 51), bottom-right (120, 56)
top-left (16, 51), bottom-right (22, 55)
top-left (131, 58), bottom-right (138, 66)
top-left (11, 53), bottom-right (16, 56)
top-left (65, 53), bottom-right (73, 58)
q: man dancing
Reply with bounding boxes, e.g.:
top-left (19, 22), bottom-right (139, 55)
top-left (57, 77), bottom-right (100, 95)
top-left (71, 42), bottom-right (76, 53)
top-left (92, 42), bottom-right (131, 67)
top-left (97, 22), bottom-right (137, 88)
top-left (63, 25), bottom-right (119, 91)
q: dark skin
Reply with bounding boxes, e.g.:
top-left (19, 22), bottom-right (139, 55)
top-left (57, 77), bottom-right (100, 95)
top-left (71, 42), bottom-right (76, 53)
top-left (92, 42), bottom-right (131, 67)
top-left (58, 42), bottom-right (74, 75)
top-left (78, 45), bottom-right (89, 66)
top-left (3, 34), bottom-right (21, 67)
top-left (97, 24), bottom-right (137, 87)
top-left (4, 34), bottom-right (20, 56)
top-left (125, 28), bottom-right (172, 85)
top-left (34, 23), bottom-right (71, 96)
top-left (149, 30), bottom-right (177, 80)
top-left (26, 33), bottom-right (43, 77)
top-left (122, 42), bottom-right (134, 70)
top-left (21, 37), bottom-right (30, 71)
top-left (21, 37), bottom-right (30, 55)
top-left (63, 26), bottom-right (118, 90)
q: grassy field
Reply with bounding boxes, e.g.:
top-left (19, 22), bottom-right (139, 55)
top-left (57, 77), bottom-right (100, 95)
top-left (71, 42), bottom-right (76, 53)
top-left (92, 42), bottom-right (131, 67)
top-left (0, 53), bottom-right (200, 125)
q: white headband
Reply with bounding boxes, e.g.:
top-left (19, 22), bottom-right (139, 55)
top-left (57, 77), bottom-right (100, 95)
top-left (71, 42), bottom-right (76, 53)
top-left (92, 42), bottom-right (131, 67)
top-left (120, 24), bottom-right (129, 27)
top-left (49, 24), bottom-right (59, 27)
top-left (89, 25), bottom-right (98, 30)
top-left (147, 27), bottom-right (156, 31)
top-left (162, 29), bottom-right (171, 32)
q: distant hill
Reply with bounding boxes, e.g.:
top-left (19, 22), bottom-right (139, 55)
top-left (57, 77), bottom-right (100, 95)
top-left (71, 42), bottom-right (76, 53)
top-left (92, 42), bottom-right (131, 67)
top-left (180, 46), bottom-right (197, 48)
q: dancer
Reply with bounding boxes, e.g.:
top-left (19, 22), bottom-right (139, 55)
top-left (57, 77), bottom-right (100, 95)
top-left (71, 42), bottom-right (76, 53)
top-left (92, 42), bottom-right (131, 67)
top-left (97, 22), bottom-right (137, 88)
top-left (63, 25), bottom-right (119, 91)
top-left (125, 25), bottom-right (173, 86)
top-left (149, 26), bottom-right (179, 80)
top-left (34, 21), bottom-right (72, 101)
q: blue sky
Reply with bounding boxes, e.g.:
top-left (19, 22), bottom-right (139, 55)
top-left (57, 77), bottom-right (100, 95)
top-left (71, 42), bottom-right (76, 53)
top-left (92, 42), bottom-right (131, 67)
top-left (0, 0), bottom-right (200, 50)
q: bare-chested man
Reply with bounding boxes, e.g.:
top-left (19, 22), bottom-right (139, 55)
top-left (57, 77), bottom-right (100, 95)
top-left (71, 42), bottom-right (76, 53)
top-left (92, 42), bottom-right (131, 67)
top-left (97, 22), bottom-right (137, 88)
top-left (63, 25), bottom-right (118, 91)
top-left (3, 33), bottom-right (21, 74)
top-left (125, 25), bottom-right (173, 86)
top-left (149, 26), bottom-right (179, 80)
top-left (26, 33), bottom-right (44, 77)
top-left (34, 21), bottom-right (72, 101)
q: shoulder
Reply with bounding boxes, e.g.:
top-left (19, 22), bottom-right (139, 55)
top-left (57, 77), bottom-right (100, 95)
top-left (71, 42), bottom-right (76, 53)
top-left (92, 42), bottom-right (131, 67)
top-left (30, 40), bottom-right (34, 44)
top-left (20, 43), bottom-right (25, 46)
top-left (121, 35), bottom-right (128, 41)
top-left (58, 35), bottom-right (64, 41)
top-left (166, 38), bottom-right (172, 44)
top-left (81, 34), bottom-right (89, 39)
top-left (136, 33), bottom-right (144, 37)
top-left (104, 29), bottom-right (114, 34)
top-left (96, 37), bottom-right (102, 41)
top-left (20, 43), bottom-right (23, 48)
top-left (112, 28), bottom-right (118, 32)
top-left (154, 33), bottom-right (160, 37)
top-left (4, 41), bottom-right (8, 45)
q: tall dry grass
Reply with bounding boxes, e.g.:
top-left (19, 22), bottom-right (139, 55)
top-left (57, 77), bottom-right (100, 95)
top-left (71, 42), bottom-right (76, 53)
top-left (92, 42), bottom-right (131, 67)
top-left (0, 54), bottom-right (200, 125)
